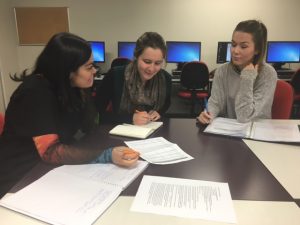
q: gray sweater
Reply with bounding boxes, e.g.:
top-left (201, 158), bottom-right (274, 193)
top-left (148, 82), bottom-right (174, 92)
top-left (208, 63), bottom-right (277, 123)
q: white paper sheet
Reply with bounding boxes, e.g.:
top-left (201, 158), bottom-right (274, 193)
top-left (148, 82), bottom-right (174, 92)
top-left (125, 137), bottom-right (194, 164)
top-left (131, 175), bottom-right (236, 223)
top-left (0, 171), bottom-right (121, 225)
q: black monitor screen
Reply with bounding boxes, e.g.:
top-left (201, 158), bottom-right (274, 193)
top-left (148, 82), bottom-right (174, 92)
top-left (266, 41), bottom-right (300, 63)
top-left (217, 42), bottom-right (231, 64)
top-left (118, 42), bottom-right (136, 59)
top-left (89, 41), bottom-right (105, 63)
top-left (166, 42), bottom-right (201, 63)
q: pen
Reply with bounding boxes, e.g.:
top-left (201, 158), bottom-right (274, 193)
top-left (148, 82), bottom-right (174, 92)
top-left (148, 110), bottom-right (155, 121)
top-left (204, 97), bottom-right (208, 113)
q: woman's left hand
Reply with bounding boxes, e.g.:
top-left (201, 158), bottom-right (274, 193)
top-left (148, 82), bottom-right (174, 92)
top-left (148, 110), bottom-right (161, 121)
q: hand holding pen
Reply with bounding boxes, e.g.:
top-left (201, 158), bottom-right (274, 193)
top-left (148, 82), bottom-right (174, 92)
top-left (133, 110), bottom-right (151, 125)
top-left (197, 98), bottom-right (212, 124)
top-left (112, 147), bottom-right (140, 167)
top-left (148, 110), bottom-right (161, 121)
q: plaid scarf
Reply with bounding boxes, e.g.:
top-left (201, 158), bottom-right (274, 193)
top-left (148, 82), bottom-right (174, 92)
top-left (119, 62), bottom-right (166, 113)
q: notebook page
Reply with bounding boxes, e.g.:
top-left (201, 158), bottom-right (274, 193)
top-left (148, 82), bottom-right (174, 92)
top-left (109, 124), bottom-right (154, 138)
top-left (250, 120), bottom-right (300, 142)
top-left (0, 170), bottom-right (122, 225)
top-left (56, 160), bottom-right (149, 189)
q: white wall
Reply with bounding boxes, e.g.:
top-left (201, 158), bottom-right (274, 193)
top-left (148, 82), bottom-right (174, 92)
top-left (1, 0), bottom-right (299, 108)
top-left (0, 0), bottom-right (19, 111)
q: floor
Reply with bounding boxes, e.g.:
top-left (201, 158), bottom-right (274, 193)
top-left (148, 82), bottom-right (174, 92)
top-left (165, 83), bottom-right (205, 118)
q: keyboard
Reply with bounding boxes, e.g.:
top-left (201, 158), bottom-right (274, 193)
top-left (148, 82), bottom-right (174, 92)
top-left (277, 70), bottom-right (294, 80)
top-left (278, 74), bottom-right (293, 80)
top-left (172, 74), bottom-right (181, 80)
top-left (172, 70), bottom-right (182, 76)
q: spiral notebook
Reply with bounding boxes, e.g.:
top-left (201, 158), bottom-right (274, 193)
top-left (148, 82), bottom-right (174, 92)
top-left (0, 161), bottom-right (148, 225)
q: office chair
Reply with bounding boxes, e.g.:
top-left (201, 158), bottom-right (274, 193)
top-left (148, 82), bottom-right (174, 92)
top-left (111, 57), bottom-right (131, 68)
top-left (290, 68), bottom-right (300, 118)
top-left (0, 112), bottom-right (4, 135)
top-left (177, 61), bottom-right (209, 116)
top-left (93, 58), bottom-right (130, 112)
top-left (272, 80), bottom-right (294, 119)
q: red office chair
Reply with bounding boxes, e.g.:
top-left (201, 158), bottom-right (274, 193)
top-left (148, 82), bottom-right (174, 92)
top-left (111, 57), bottom-right (131, 68)
top-left (178, 61), bottom-right (209, 115)
top-left (0, 112), bottom-right (4, 135)
top-left (290, 68), bottom-right (300, 118)
top-left (272, 80), bottom-right (294, 119)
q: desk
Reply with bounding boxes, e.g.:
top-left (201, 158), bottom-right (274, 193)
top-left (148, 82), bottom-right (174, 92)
top-left (94, 74), bottom-right (105, 81)
top-left (1, 118), bottom-right (299, 224)
top-left (0, 196), bottom-right (299, 225)
top-left (276, 69), bottom-right (295, 81)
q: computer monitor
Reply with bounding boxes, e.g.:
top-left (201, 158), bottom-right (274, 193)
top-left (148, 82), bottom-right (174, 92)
top-left (266, 41), bottom-right (300, 70)
top-left (166, 41), bottom-right (201, 64)
top-left (89, 41), bottom-right (105, 63)
top-left (118, 42), bottom-right (136, 60)
top-left (216, 42), bottom-right (231, 64)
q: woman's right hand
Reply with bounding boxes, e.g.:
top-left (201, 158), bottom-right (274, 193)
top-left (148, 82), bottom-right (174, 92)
top-left (197, 111), bottom-right (212, 124)
top-left (133, 111), bottom-right (150, 125)
top-left (111, 146), bottom-right (140, 167)
top-left (242, 62), bottom-right (259, 72)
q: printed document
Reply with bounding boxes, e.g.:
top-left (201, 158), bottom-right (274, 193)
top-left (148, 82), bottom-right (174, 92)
top-left (125, 137), bottom-right (194, 164)
top-left (131, 175), bottom-right (237, 223)
top-left (0, 161), bottom-right (148, 225)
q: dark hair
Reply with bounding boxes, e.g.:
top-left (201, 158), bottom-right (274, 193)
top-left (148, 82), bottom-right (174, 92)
top-left (12, 32), bottom-right (92, 111)
top-left (233, 20), bottom-right (268, 66)
top-left (134, 32), bottom-right (167, 60)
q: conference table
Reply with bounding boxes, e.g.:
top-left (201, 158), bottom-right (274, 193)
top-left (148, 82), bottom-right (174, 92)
top-left (1, 118), bottom-right (299, 225)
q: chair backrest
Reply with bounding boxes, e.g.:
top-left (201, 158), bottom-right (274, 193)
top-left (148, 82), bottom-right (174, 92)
top-left (290, 68), bottom-right (300, 92)
top-left (272, 80), bottom-right (294, 119)
top-left (180, 61), bottom-right (209, 89)
top-left (0, 112), bottom-right (4, 135)
top-left (111, 57), bottom-right (131, 68)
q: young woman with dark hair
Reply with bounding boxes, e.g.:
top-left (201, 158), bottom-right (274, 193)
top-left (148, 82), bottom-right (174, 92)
top-left (0, 32), bottom-right (139, 198)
